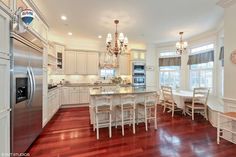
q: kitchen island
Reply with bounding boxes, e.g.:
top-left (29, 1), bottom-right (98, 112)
top-left (89, 86), bottom-right (158, 126)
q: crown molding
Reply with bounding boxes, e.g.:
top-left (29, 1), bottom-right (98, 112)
top-left (217, 0), bottom-right (236, 8)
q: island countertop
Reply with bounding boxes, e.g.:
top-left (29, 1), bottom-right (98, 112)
top-left (89, 86), bottom-right (158, 96)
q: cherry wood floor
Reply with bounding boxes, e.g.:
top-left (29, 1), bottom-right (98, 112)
top-left (28, 106), bottom-right (236, 157)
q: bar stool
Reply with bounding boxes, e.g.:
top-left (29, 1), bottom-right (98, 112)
top-left (116, 95), bottom-right (136, 136)
top-left (137, 92), bottom-right (159, 131)
top-left (93, 96), bottom-right (112, 139)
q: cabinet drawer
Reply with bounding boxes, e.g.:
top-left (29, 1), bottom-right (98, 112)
top-left (70, 87), bottom-right (80, 92)
top-left (79, 87), bottom-right (89, 92)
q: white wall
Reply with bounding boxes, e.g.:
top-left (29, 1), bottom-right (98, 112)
top-left (146, 43), bottom-right (157, 87)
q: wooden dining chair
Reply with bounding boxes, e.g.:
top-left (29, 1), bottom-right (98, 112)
top-left (137, 92), bottom-right (159, 131)
top-left (161, 86), bottom-right (179, 117)
top-left (185, 88), bottom-right (209, 120)
top-left (94, 96), bottom-right (112, 139)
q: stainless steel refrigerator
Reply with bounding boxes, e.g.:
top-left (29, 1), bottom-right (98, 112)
top-left (10, 31), bottom-right (43, 154)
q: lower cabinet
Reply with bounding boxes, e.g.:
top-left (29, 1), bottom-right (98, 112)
top-left (47, 88), bottom-right (60, 121)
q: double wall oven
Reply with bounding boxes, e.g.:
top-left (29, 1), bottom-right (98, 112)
top-left (132, 62), bottom-right (146, 87)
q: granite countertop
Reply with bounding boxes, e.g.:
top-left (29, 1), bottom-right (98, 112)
top-left (89, 86), bottom-right (157, 96)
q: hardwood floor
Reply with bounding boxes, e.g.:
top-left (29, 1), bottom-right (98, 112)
top-left (28, 106), bottom-right (236, 157)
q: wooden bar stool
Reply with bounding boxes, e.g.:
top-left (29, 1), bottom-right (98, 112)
top-left (116, 95), bottom-right (136, 136)
top-left (94, 96), bottom-right (112, 139)
top-left (137, 92), bottom-right (159, 131)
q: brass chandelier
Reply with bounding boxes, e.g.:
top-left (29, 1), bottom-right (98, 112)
top-left (176, 32), bottom-right (188, 55)
top-left (106, 20), bottom-right (128, 57)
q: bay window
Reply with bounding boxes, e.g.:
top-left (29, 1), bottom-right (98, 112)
top-left (188, 44), bottom-right (214, 91)
top-left (159, 52), bottom-right (181, 89)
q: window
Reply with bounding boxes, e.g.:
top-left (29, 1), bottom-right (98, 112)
top-left (160, 51), bottom-right (178, 57)
top-left (189, 61), bottom-right (213, 90)
top-left (160, 66), bottom-right (180, 89)
top-left (100, 69), bottom-right (115, 78)
top-left (191, 44), bottom-right (214, 54)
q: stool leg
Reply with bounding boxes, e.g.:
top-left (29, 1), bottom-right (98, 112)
top-left (115, 108), bottom-right (117, 128)
top-left (109, 112), bottom-right (112, 138)
top-left (93, 114), bottom-right (96, 132)
top-left (172, 105), bottom-right (174, 117)
top-left (136, 106), bottom-right (139, 125)
top-left (96, 114), bottom-right (99, 140)
top-left (145, 106), bottom-right (148, 131)
top-left (154, 105), bottom-right (157, 130)
top-left (122, 107), bottom-right (124, 136)
top-left (217, 113), bottom-right (220, 144)
top-left (133, 109), bottom-right (136, 134)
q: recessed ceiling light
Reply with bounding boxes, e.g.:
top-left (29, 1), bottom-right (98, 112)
top-left (98, 35), bottom-right (102, 39)
top-left (68, 32), bottom-right (72, 36)
top-left (61, 15), bottom-right (67, 20)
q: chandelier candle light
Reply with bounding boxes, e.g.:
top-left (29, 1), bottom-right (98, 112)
top-left (176, 32), bottom-right (188, 55)
top-left (106, 20), bottom-right (128, 57)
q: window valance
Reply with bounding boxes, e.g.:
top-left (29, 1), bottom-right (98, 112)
top-left (187, 50), bottom-right (214, 65)
top-left (159, 57), bottom-right (181, 67)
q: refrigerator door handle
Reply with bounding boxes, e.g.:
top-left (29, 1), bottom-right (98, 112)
top-left (27, 67), bottom-right (33, 106)
top-left (30, 67), bottom-right (36, 105)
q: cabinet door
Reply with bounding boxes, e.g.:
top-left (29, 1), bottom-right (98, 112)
top-left (70, 92), bottom-right (80, 104)
top-left (79, 92), bottom-right (89, 104)
top-left (0, 111), bottom-right (10, 156)
top-left (139, 52), bottom-right (145, 60)
top-left (87, 53), bottom-right (99, 75)
top-left (65, 51), bottom-right (76, 74)
top-left (61, 88), bottom-right (70, 105)
top-left (76, 52), bottom-right (87, 74)
top-left (0, 9), bottom-right (10, 59)
top-left (0, 58), bottom-right (10, 112)
top-left (119, 54), bottom-right (130, 75)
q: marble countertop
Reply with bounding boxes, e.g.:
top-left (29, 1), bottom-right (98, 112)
top-left (89, 86), bottom-right (158, 96)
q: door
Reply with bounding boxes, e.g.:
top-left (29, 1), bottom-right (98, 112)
top-left (65, 51), bottom-right (76, 74)
top-left (76, 52), bottom-right (87, 74)
top-left (87, 53), bottom-right (98, 75)
top-left (11, 38), bottom-right (31, 154)
top-left (0, 8), bottom-right (10, 59)
top-left (28, 45), bottom-right (43, 144)
top-left (0, 58), bottom-right (10, 156)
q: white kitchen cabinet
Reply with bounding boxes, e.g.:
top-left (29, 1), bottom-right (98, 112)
top-left (55, 44), bottom-right (65, 74)
top-left (61, 87), bottom-right (70, 105)
top-left (79, 87), bottom-right (89, 104)
top-left (47, 88), bottom-right (60, 122)
top-left (65, 51), bottom-right (77, 74)
top-left (87, 53), bottom-right (99, 75)
top-left (0, 58), bottom-right (10, 156)
top-left (0, 110), bottom-right (10, 156)
top-left (69, 87), bottom-right (80, 104)
top-left (119, 54), bottom-right (130, 75)
top-left (0, 8), bottom-right (10, 59)
top-left (130, 49), bottom-right (146, 61)
top-left (76, 53), bottom-right (87, 74)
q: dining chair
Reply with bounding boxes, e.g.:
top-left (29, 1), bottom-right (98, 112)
top-left (185, 88), bottom-right (209, 120)
top-left (94, 96), bottom-right (112, 139)
top-left (137, 92), bottom-right (159, 131)
top-left (161, 86), bottom-right (179, 117)
top-left (116, 95), bottom-right (136, 136)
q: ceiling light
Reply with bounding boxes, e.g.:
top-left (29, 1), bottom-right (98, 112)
top-left (106, 20), bottom-right (128, 57)
top-left (61, 15), bottom-right (67, 20)
top-left (176, 32), bottom-right (188, 55)
top-left (98, 35), bottom-right (102, 39)
top-left (68, 32), bottom-right (72, 36)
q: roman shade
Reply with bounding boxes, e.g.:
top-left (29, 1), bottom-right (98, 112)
top-left (219, 46), bottom-right (224, 66)
top-left (187, 50), bottom-right (214, 65)
top-left (159, 57), bottom-right (181, 67)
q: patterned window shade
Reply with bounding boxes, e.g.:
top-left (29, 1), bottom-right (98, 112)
top-left (187, 51), bottom-right (214, 65)
top-left (159, 57), bottom-right (181, 67)
top-left (219, 46), bottom-right (224, 66)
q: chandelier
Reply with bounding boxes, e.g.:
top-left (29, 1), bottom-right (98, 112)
top-left (106, 20), bottom-right (128, 57)
top-left (176, 32), bottom-right (188, 55)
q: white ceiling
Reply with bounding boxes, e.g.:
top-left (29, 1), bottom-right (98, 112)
top-left (34, 0), bottom-right (223, 44)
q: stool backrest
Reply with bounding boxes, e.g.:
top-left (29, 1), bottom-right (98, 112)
top-left (161, 86), bottom-right (174, 103)
top-left (145, 92), bottom-right (159, 105)
top-left (193, 88), bottom-right (209, 106)
top-left (121, 95), bottom-right (136, 107)
top-left (95, 96), bottom-right (112, 112)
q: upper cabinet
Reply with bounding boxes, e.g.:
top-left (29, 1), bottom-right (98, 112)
top-left (65, 51), bottom-right (99, 75)
top-left (119, 54), bottom-right (130, 75)
top-left (15, 0), bottom-right (48, 42)
top-left (87, 53), bottom-right (99, 75)
top-left (55, 44), bottom-right (65, 74)
top-left (0, 8), bottom-right (10, 59)
top-left (130, 49), bottom-right (146, 61)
